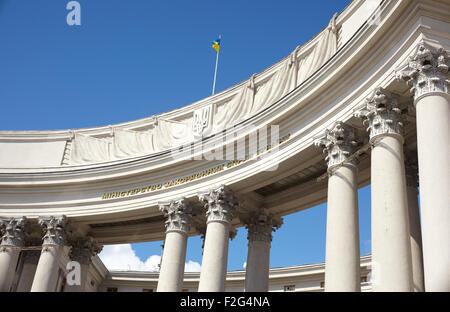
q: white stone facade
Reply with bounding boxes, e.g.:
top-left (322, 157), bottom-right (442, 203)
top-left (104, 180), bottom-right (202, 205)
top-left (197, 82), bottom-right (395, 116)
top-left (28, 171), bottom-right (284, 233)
top-left (0, 0), bottom-right (449, 292)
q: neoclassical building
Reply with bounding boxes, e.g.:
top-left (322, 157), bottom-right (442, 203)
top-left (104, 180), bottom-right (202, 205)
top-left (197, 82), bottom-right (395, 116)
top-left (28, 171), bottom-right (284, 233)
top-left (0, 0), bottom-right (449, 292)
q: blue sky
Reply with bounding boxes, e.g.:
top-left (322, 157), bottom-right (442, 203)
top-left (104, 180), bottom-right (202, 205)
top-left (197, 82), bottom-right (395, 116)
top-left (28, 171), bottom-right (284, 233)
top-left (0, 0), bottom-right (373, 271)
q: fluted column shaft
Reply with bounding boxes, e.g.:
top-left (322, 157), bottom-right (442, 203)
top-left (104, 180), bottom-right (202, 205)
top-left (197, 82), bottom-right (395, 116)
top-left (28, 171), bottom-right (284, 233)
top-left (415, 94), bottom-right (450, 291)
top-left (0, 217), bottom-right (26, 292)
top-left (243, 211), bottom-right (282, 292)
top-left (355, 88), bottom-right (413, 291)
top-left (398, 43), bottom-right (450, 291)
top-left (198, 222), bottom-right (229, 292)
top-left (325, 164), bottom-right (360, 291)
top-left (198, 185), bottom-right (238, 292)
top-left (245, 241), bottom-right (269, 291)
top-left (0, 249), bottom-right (21, 292)
top-left (405, 159), bottom-right (424, 292)
top-left (371, 136), bottom-right (412, 291)
top-left (157, 199), bottom-right (191, 292)
top-left (316, 122), bottom-right (361, 292)
top-left (31, 216), bottom-right (68, 292)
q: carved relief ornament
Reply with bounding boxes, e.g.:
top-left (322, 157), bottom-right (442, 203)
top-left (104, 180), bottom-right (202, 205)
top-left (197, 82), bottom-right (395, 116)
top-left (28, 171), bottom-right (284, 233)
top-left (38, 216), bottom-right (69, 248)
top-left (314, 121), bottom-right (362, 170)
top-left (397, 42), bottom-right (450, 102)
top-left (0, 217), bottom-right (27, 252)
top-left (69, 236), bottom-right (103, 265)
top-left (244, 210), bottom-right (283, 244)
top-left (354, 87), bottom-right (404, 141)
top-left (199, 185), bottom-right (240, 224)
top-left (159, 198), bottom-right (193, 234)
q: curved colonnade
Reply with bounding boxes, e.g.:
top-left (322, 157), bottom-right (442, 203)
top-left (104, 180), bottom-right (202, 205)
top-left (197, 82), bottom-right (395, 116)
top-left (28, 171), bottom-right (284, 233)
top-left (0, 0), bottom-right (449, 292)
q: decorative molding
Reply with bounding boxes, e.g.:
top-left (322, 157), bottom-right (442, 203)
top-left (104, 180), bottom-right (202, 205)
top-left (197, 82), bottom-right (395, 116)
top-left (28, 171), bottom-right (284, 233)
top-left (199, 185), bottom-right (240, 224)
top-left (242, 210), bottom-right (283, 244)
top-left (354, 87), bottom-right (404, 141)
top-left (100, 133), bottom-right (290, 200)
top-left (38, 216), bottom-right (69, 248)
top-left (0, 217), bottom-right (27, 249)
top-left (397, 42), bottom-right (450, 103)
top-left (159, 198), bottom-right (192, 234)
top-left (314, 121), bottom-right (362, 170)
top-left (69, 236), bottom-right (103, 265)
top-left (192, 105), bottom-right (214, 138)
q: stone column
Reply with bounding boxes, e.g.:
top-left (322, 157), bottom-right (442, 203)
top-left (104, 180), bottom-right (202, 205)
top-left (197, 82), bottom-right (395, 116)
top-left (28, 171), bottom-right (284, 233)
top-left (65, 236), bottom-right (102, 292)
top-left (242, 210), bottom-right (282, 292)
top-left (315, 122), bottom-right (362, 292)
top-left (16, 250), bottom-right (40, 292)
top-left (397, 42), bottom-right (450, 291)
top-left (0, 217), bottom-right (27, 292)
top-left (355, 87), bottom-right (413, 291)
top-left (198, 185), bottom-right (239, 292)
top-left (31, 216), bottom-right (69, 292)
top-left (404, 154), bottom-right (425, 292)
top-left (157, 198), bottom-right (192, 292)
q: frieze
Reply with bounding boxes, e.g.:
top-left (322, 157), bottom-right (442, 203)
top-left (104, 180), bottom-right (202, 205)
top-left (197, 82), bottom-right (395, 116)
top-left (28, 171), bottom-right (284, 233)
top-left (101, 134), bottom-right (290, 200)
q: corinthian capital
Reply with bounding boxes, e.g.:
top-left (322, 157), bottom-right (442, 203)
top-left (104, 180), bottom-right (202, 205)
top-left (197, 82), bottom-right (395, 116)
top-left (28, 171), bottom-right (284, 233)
top-left (199, 185), bottom-right (240, 224)
top-left (314, 121), bottom-right (362, 170)
top-left (242, 210), bottom-right (283, 244)
top-left (159, 198), bottom-right (192, 234)
top-left (0, 217), bottom-right (27, 249)
top-left (397, 42), bottom-right (450, 101)
top-left (354, 87), bottom-right (404, 141)
top-left (69, 236), bottom-right (103, 265)
top-left (38, 216), bottom-right (69, 247)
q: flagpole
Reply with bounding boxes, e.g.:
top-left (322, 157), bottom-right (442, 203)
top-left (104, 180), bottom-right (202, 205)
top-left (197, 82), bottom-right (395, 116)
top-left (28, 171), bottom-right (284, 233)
top-left (212, 50), bottom-right (219, 95)
top-left (212, 35), bottom-right (221, 95)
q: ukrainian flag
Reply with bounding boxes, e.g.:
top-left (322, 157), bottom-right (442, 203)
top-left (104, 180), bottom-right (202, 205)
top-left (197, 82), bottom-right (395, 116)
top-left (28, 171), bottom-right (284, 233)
top-left (212, 38), bottom-right (220, 53)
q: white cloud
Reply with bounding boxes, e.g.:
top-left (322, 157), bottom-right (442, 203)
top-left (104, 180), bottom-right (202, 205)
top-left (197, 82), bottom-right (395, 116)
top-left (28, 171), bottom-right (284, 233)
top-left (99, 244), bottom-right (149, 271)
top-left (185, 260), bottom-right (201, 272)
top-left (98, 244), bottom-right (201, 273)
top-left (144, 255), bottom-right (161, 272)
top-left (243, 262), bottom-right (247, 269)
